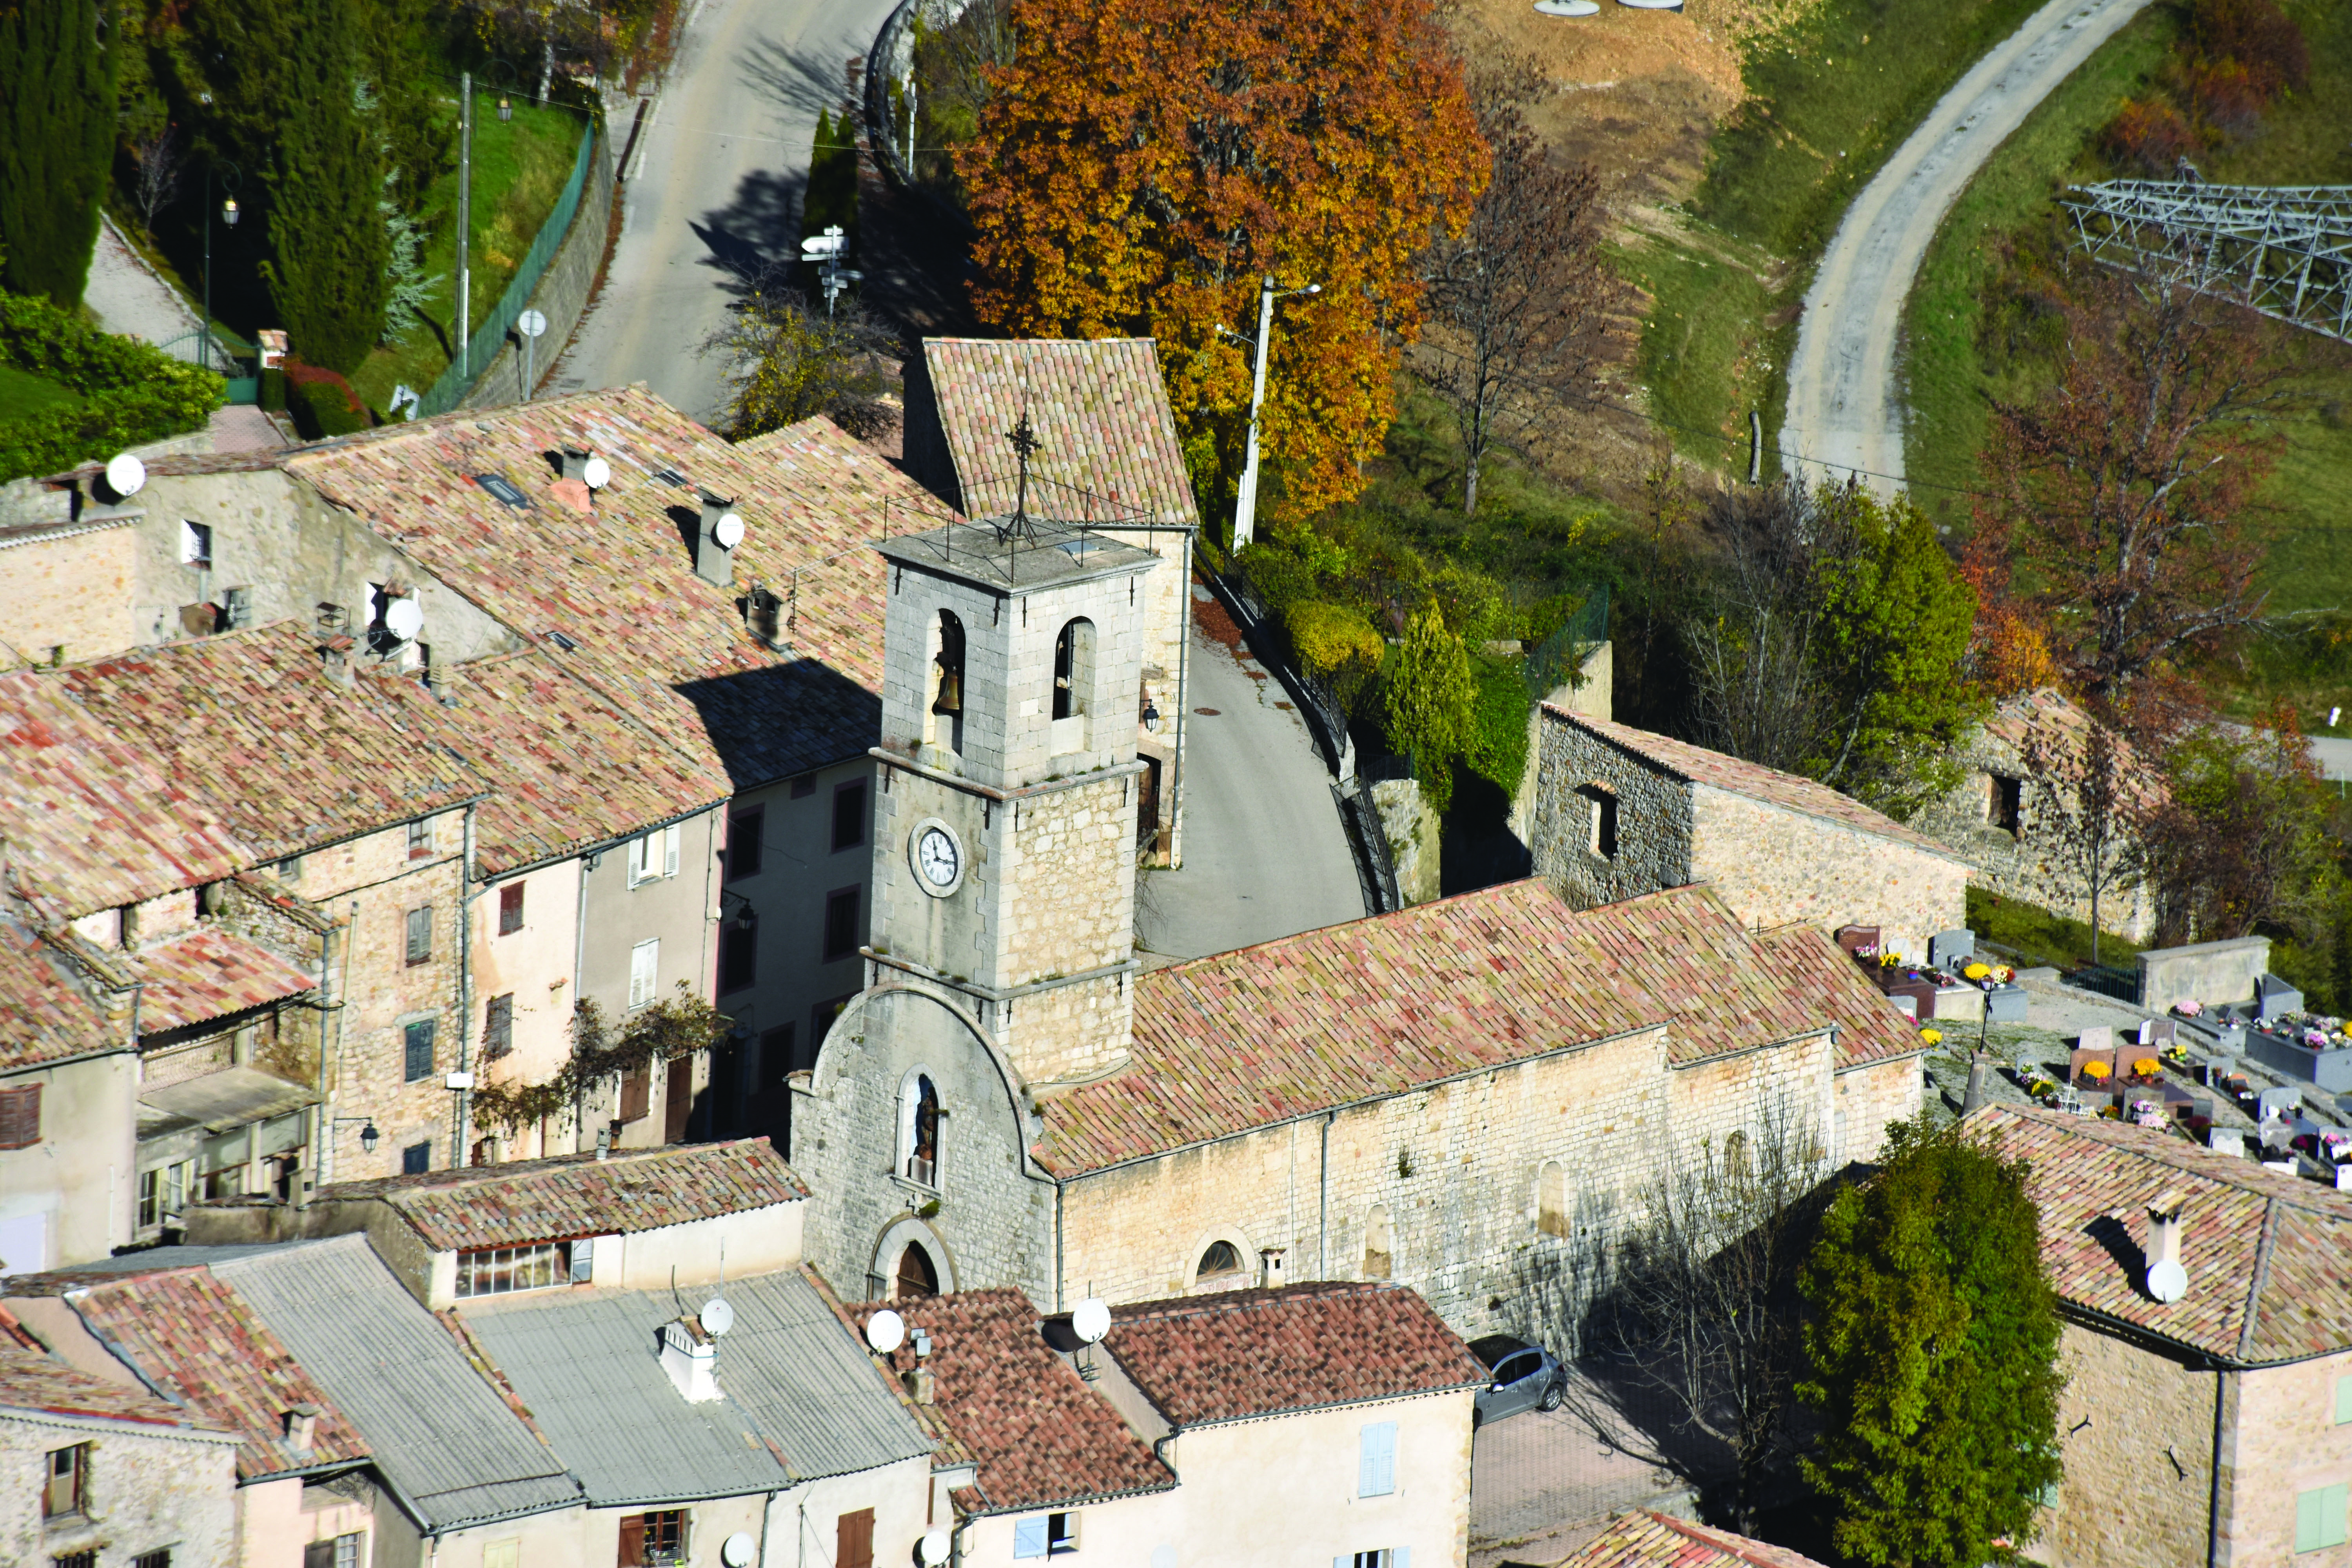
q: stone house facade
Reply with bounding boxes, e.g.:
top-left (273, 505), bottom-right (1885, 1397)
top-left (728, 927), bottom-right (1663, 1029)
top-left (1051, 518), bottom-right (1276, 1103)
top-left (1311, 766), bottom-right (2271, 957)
top-left (1528, 707), bottom-right (1971, 960)
top-left (1913, 688), bottom-right (2159, 942)
top-left (1969, 1105), bottom-right (2352, 1568)
top-left (790, 512), bottom-right (1927, 1344)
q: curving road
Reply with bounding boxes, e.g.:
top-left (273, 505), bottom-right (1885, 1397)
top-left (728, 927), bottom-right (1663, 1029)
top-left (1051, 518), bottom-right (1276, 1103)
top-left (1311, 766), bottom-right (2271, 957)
top-left (1782, 0), bottom-right (2152, 493)
top-left (546, 0), bottom-right (898, 420)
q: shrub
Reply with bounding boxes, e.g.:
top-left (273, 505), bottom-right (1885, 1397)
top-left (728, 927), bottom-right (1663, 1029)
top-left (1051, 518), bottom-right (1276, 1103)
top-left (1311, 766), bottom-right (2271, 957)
top-left (1236, 539), bottom-right (1317, 619)
top-left (285, 362), bottom-right (367, 437)
top-left (1288, 601), bottom-right (1384, 681)
top-left (259, 366), bottom-right (287, 413)
top-left (1463, 652), bottom-right (1531, 793)
top-left (2178, 57), bottom-right (2267, 136)
top-left (2190, 0), bottom-right (2308, 96)
top-left (0, 289), bottom-right (223, 480)
top-left (2100, 99), bottom-right (2197, 174)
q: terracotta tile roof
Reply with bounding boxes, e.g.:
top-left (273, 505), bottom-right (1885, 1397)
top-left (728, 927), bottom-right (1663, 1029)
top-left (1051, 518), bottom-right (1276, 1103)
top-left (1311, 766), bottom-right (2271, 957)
top-left (0, 670), bottom-right (252, 923)
top-left (1545, 708), bottom-right (1966, 862)
top-left (1038, 882), bottom-right (1918, 1174)
top-left (1105, 1283), bottom-right (1483, 1426)
top-left (310, 1138), bottom-right (808, 1252)
top-left (433, 649), bottom-right (733, 876)
top-left (1756, 924), bottom-right (1924, 1069)
top-left (0, 1342), bottom-right (213, 1431)
top-left (922, 339), bottom-right (1199, 525)
top-left (0, 916), bottom-right (119, 1071)
top-left (60, 1266), bottom-right (366, 1475)
top-left (1978, 688), bottom-right (2165, 815)
top-left (56, 622), bottom-right (485, 861)
top-left (1971, 1104), bottom-right (2352, 1365)
top-left (285, 387), bottom-right (938, 789)
top-left (1563, 1511), bottom-right (1830, 1568)
top-left (128, 926), bottom-right (317, 1034)
top-left (849, 1289), bottom-right (1174, 1512)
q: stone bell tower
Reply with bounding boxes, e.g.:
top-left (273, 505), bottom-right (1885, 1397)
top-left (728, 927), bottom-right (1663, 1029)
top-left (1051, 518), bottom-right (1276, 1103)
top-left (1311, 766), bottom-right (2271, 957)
top-left (866, 421), bottom-right (1163, 1092)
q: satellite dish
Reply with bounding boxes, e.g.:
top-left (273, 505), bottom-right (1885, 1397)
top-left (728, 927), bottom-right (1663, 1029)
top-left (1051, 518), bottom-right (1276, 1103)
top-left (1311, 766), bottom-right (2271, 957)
top-left (722, 1532), bottom-right (759, 1568)
top-left (918, 1530), bottom-right (953, 1566)
top-left (581, 455), bottom-right (611, 490)
top-left (2147, 1259), bottom-right (2188, 1304)
top-left (1072, 1298), bottom-right (1111, 1346)
top-left (104, 452), bottom-right (147, 498)
top-left (714, 512), bottom-right (746, 550)
top-left (700, 1297), bottom-right (735, 1338)
top-left (384, 598), bottom-right (425, 641)
top-left (866, 1308), bottom-right (905, 1354)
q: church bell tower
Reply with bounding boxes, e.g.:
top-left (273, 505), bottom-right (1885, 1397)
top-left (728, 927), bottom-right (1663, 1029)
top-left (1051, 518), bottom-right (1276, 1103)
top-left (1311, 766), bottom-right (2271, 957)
top-left (866, 424), bottom-right (1163, 1091)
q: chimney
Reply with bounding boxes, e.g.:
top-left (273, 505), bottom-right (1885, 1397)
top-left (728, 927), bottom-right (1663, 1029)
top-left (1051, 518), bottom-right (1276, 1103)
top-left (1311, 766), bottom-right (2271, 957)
top-left (560, 446), bottom-right (593, 481)
top-left (318, 634), bottom-right (356, 689)
top-left (659, 1318), bottom-right (722, 1403)
top-left (2145, 1191), bottom-right (2188, 1303)
top-left (284, 1403), bottom-right (321, 1451)
top-left (695, 492), bottom-right (742, 588)
top-left (903, 1364), bottom-right (935, 1404)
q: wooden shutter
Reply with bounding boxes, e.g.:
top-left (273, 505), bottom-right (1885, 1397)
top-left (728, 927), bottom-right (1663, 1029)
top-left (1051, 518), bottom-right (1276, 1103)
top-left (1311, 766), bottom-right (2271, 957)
top-left (619, 1062), bottom-right (651, 1123)
top-left (837, 1507), bottom-right (875, 1568)
top-left (664, 1056), bottom-right (692, 1143)
top-left (0, 1084), bottom-right (41, 1149)
top-left (618, 1512), bottom-right (646, 1566)
top-left (304, 1543), bottom-right (336, 1568)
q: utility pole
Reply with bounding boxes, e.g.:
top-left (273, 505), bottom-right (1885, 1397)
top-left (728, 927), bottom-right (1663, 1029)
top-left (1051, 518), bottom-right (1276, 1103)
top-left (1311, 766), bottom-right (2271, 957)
top-left (1230, 275), bottom-right (1319, 554)
top-left (457, 71), bottom-right (473, 379)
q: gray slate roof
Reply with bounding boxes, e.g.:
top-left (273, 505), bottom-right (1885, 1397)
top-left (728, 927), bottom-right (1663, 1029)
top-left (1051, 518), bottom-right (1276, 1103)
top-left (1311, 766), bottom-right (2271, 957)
top-left (461, 1269), bottom-right (927, 1509)
top-left (216, 1235), bottom-right (580, 1530)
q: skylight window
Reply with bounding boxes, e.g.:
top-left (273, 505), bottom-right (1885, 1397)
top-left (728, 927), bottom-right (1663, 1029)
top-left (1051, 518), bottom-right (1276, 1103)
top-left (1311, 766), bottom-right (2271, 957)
top-left (473, 473), bottom-right (531, 508)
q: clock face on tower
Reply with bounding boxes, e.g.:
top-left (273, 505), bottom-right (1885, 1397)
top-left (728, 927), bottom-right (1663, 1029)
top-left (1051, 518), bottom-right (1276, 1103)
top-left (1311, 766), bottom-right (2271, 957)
top-left (909, 818), bottom-right (965, 897)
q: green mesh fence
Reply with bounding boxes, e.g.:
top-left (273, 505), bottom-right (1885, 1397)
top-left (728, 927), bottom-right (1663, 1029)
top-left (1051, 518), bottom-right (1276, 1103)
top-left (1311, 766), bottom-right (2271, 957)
top-left (1523, 584), bottom-right (1610, 702)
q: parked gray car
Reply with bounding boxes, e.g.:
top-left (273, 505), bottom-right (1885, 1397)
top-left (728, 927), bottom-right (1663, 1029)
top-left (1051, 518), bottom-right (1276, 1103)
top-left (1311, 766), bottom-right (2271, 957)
top-left (1470, 1334), bottom-right (1565, 1428)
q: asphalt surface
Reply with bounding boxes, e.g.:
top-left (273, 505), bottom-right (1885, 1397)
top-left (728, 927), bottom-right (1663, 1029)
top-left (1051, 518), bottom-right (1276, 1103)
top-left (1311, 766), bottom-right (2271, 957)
top-left (546, 0), bottom-right (899, 420)
top-left (1783, 0), bottom-right (2152, 492)
top-left (1133, 594), bottom-right (1367, 961)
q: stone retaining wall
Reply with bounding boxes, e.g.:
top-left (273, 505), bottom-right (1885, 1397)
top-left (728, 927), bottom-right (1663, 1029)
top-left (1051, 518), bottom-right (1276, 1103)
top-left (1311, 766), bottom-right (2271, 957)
top-left (461, 131), bottom-right (617, 412)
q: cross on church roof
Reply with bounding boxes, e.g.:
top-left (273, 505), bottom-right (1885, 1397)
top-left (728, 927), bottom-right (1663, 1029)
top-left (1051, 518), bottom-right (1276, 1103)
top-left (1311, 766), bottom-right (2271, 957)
top-left (995, 408), bottom-right (1045, 548)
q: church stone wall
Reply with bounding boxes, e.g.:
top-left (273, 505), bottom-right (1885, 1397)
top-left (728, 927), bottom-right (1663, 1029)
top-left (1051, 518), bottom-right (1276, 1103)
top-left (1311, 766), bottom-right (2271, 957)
top-left (1833, 1054), bottom-right (1924, 1165)
top-left (995, 780), bottom-right (1140, 991)
top-left (1688, 786), bottom-right (1969, 955)
top-left (1526, 716), bottom-right (1694, 911)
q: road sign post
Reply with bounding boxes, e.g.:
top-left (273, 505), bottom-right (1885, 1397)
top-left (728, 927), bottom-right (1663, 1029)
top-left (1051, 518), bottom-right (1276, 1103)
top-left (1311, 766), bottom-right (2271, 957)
top-left (517, 308), bottom-right (548, 402)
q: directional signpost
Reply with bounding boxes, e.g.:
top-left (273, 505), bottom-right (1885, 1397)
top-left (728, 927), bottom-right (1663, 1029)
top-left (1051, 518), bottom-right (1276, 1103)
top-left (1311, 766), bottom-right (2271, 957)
top-left (517, 308), bottom-right (548, 403)
top-left (801, 226), bottom-right (862, 316)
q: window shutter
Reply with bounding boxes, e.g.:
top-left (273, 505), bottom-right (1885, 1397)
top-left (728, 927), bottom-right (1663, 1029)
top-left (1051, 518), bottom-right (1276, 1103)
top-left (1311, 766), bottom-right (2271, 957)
top-left (1395, 1550), bottom-right (1410, 1568)
top-left (619, 1512), bottom-right (646, 1566)
top-left (2336, 1374), bottom-right (2352, 1426)
top-left (631, 940), bottom-right (660, 1008)
top-left (1359, 1421), bottom-right (1397, 1497)
top-left (627, 836), bottom-right (647, 886)
top-left (1013, 1518), bottom-right (1049, 1559)
top-left (0, 1084), bottom-right (41, 1150)
top-left (663, 824), bottom-right (680, 878)
top-left (837, 1507), bottom-right (875, 1568)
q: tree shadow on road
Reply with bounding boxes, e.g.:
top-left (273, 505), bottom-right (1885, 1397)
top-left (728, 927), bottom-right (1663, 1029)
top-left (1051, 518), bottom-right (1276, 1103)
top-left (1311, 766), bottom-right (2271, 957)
top-left (691, 167), bottom-right (809, 297)
top-left (735, 34), bottom-right (853, 124)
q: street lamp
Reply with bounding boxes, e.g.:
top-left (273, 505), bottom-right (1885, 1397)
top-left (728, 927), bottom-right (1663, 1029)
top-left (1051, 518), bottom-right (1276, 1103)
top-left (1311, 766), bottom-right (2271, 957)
top-left (1226, 275), bottom-right (1321, 552)
top-left (202, 159), bottom-right (242, 377)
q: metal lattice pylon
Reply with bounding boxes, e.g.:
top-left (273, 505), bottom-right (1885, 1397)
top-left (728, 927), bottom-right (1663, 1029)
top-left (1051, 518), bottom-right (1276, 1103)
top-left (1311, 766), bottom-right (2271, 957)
top-left (2062, 180), bottom-right (2352, 343)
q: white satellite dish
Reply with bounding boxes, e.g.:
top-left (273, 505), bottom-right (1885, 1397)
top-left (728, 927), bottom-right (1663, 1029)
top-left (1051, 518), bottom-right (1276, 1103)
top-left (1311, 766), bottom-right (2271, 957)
top-left (700, 1297), bottom-right (735, 1338)
top-left (1072, 1298), bottom-right (1111, 1346)
top-left (581, 455), bottom-right (611, 490)
top-left (918, 1530), bottom-right (953, 1566)
top-left (722, 1532), bottom-right (759, 1568)
top-left (104, 452), bottom-right (147, 498)
top-left (2147, 1259), bottom-right (2188, 1304)
top-left (384, 598), bottom-right (425, 641)
top-left (866, 1308), bottom-right (906, 1354)
top-left (714, 512), bottom-right (746, 550)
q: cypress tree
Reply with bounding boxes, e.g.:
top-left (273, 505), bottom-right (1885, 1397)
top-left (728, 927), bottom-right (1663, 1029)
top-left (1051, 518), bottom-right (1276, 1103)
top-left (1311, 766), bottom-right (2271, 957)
top-left (254, 0), bottom-right (387, 374)
top-left (0, 0), bottom-right (115, 305)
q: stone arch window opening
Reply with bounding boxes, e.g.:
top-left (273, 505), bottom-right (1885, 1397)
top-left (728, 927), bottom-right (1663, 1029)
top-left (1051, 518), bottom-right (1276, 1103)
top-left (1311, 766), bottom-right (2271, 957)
top-left (1537, 1161), bottom-right (1568, 1238)
top-left (900, 1071), bottom-right (942, 1189)
top-left (1052, 618), bottom-right (1094, 719)
top-left (1197, 1238), bottom-right (1244, 1284)
top-left (929, 610), bottom-right (965, 751)
top-left (1577, 783), bottom-right (1617, 859)
top-left (1722, 1129), bottom-right (1752, 1183)
top-left (895, 1238), bottom-right (938, 1299)
top-left (1362, 1204), bottom-right (1394, 1279)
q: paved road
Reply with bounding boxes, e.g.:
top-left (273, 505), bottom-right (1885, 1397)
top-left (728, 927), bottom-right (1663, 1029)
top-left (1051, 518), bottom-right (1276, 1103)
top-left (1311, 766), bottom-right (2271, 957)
top-left (1783, 0), bottom-right (2152, 492)
top-left (1134, 593), bottom-right (1367, 960)
top-left (546, 0), bottom-right (898, 420)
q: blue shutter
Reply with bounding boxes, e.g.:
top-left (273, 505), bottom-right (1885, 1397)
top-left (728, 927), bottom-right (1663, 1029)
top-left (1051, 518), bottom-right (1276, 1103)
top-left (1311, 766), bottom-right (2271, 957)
top-left (1396, 1550), bottom-right (1410, 1568)
top-left (1359, 1421), bottom-right (1397, 1497)
top-left (1014, 1519), bottom-right (1049, 1559)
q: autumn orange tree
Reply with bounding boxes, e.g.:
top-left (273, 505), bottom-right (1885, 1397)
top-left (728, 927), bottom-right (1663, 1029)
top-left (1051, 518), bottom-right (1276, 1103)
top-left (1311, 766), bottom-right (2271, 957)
top-left (956, 0), bottom-right (1485, 526)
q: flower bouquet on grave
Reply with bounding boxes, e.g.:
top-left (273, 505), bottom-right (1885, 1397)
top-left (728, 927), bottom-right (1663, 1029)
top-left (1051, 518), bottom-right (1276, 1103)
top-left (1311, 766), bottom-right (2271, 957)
top-left (2131, 1057), bottom-right (2162, 1081)
top-left (2175, 999), bottom-right (2204, 1018)
top-left (2131, 1099), bottom-right (2168, 1129)
top-left (2082, 1060), bottom-right (2112, 1084)
top-left (1963, 962), bottom-right (1992, 983)
top-left (2161, 1042), bottom-right (2192, 1069)
top-left (1919, 1027), bottom-right (1943, 1046)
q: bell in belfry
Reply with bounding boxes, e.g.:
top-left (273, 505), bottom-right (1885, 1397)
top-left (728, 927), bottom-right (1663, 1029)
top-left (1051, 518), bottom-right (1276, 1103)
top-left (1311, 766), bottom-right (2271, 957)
top-left (932, 613), bottom-right (965, 715)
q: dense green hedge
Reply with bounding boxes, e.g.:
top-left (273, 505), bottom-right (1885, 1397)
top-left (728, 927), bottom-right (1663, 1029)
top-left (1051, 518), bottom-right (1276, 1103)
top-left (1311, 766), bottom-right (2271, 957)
top-left (0, 290), bottom-right (223, 481)
top-left (284, 362), bottom-right (367, 437)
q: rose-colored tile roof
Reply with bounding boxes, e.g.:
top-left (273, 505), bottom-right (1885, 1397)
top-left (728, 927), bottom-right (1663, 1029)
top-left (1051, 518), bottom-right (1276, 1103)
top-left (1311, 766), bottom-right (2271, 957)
top-left (56, 622), bottom-right (486, 862)
top-left (921, 339), bottom-right (1199, 525)
top-left (0, 915), bottom-right (120, 1072)
top-left (849, 1289), bottom-right (1174, 1513)
top-left (305, 1138), bottom-right (808, 1252)
top-left (1564, 1511), bottom-right (1829, 1568)
top-left (1545, 708), bottom-right (1967, 862)
top-left (285, 388), bottom-right (940, 789)
top-left (0, 1342), bottom-right (214, 1432)
top-left (1105, 1283), bottom-right (1483, 1426)
top-left (1972, 1104), bottom-right (2352, 1365)
top-left (57, 1267), bottom-right (365, 1476)
top-left (128, 926), bottom-right (318, 1035)
top-left (1978, 688), bottom-right (2166, 815)
top-left (1037, 882), bottom-right (1920, 1174)
top-left (0, 670), bottom-right (252, 923)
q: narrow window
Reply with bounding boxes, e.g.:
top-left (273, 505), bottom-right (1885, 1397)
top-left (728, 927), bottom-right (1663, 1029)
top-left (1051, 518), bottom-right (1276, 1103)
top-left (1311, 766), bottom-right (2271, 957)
top-left (407, 818), bottom-right (432, 860)
top-left (483, 994), bottom-right (515, 1061)
top-left (139, 1167), bottom-right (163, 1228)
top-left (619, 1510), bottom-right (688, 1566)
top-left (134, 1551), bottom-right (175, 1568)
top-left (932, 610), bottom-right (965, 717)
top-left (1537, 1161), bottom-right (1568, 1238)
top-left (1196, 1239), bottom-right (1243, 1284)
top-left (619, 1059), bottom-right (652, 1122)
top-left (823, 887), bottom-right (860, 962)
top-left (405, 905), bottom-right (432, 966)
top-left (0, 1083), bottom-right (42, 1149)
top-left (277, 854), bottom-right (304, 882)
top-left (728, 805), bottom-right (765, 879)
top-left (1358, 1421), bottom-right (1398, 1498)
top-left (44, 1442), bottom-right (87, 1517)
top-left (1722, 1129), bottom-right (1753, 1182)
top-left (837, 1508), bottom-right (876, 1568)
top-left (402, 1141), bottom-right (430, 1175)
top-left (904, 1074), bottom-right (942, 1187)
top-left (1992, 773), bottom-right (2024, 834)
top-left (2297, 1483), bottom-right (2349, 1552)
top-left (1052, 618), bottom-right (1095, 719)
top-left (499, 882), bottom-right (525, 934)
top-left (630, 938), bottom-right (661, 1008)
top-left (761, 1023), bottom-right (797, 1077)
top-left (404, 1019), bottom-right (437, 1082)
top-left (1047, 1514), bottom-right (1079, 1557)
top-left (720, 915), bottom-right (759, 994)
top-left (832, 780), bottom-right (868, 851)
top-left (1363, 1204), bottom-right (1394, 1279)
top-left (180, 519), bottom-right (212, 566)
top-left (811, 994), bottom-right (851, 1050)
top-left (1576, 784), bottom-right (1617, 859)
top-left (571, 1238), bottom-right (595, 1283)
top-left (628, 828), bottom-right (679, 886)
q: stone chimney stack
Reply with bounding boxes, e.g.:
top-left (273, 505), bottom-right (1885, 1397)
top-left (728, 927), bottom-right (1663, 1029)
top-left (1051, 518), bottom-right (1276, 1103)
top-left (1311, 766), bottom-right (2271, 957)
top-left (695, 492), bottom-right (742, 587)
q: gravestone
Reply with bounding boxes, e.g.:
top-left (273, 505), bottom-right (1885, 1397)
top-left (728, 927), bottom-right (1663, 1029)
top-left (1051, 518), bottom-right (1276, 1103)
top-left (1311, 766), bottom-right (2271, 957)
top-left (2257, 973), bottom-right (2303, 1022)
top-left (1928, 929), bottom-right (1976, 969)
top-left (2078, 1026), bottom-right (2112, 1052)
top-left (2209, 1127), bottom-right (2245, 1156)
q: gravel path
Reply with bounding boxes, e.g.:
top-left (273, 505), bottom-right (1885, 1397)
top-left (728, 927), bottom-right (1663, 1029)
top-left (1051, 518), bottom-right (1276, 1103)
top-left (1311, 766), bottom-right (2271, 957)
top-left (1782, 0), bottom-right (2151, 492)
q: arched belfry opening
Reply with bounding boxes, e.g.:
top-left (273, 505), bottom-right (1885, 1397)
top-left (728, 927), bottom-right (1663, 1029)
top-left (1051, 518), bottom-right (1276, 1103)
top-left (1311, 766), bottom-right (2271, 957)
top-left (1052, 617), bottom-right (1095, 750)
top-left (929, 610), bottom-right (965, 751)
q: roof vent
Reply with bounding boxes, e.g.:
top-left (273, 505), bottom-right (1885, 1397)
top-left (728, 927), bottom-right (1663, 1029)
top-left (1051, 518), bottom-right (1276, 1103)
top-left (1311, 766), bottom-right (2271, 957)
top-left (284, 1402), bottom-right (321, 1451)
top-left (659, 1317), bottom-right (722, 1403)
top-left (2146, 1190), bottom-right (2188, 1303)
top-left (695, 492), bottom-right (743, 587)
